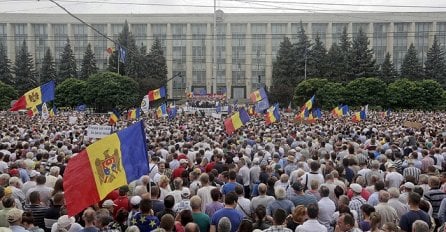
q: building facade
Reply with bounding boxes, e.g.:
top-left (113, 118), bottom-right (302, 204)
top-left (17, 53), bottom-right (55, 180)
top-left (1, 12), bottom-right (445, 99)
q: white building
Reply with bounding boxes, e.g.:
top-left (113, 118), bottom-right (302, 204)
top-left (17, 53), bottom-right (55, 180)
top-left (1, 12), bottom-right (445, 99)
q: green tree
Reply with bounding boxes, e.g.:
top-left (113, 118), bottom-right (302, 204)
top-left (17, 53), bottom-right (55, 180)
top-left (345, 77), bottom-right (387, 106)
top-left (350, 28), bottom-right (376, 78)
top-left (0, 81), bottom-right (17, 110)
top-left (147, 39), bottom-right (168, 81)
top-left (326, 43), bottom-right (343, 80)
top-left (40, 48), bottom-right (57, 84)
top-left (308, 34), bottom-right (327, 78)
top-left (80, 43), bottom-right (98, 80)
top-left (379, 52), bottom-right (398, 82)
top-left (58, 38), bottom-right (77, 82)
top-left (424, 36), bottom-right (446, 86)
top-left (108, 20), bottom-right (137, 76)
top-left (387, 79), bottom-right (421, 109)
top-left (339, 27), bottom-right (353, 80)
top-left (294, 78), bottom-right (328, 106)
top-left (416, 79), bottom-right (445, 110)
top-left (83, 72), bottom-right (139, 112)
top-left (401, 43), bottom-right (423, 80)
top-left (0, 43), bottom-right (13, 86)
top-left (293, 21), bottom-right (312, 81)
top-left (55, 78), bottom-right (87, 107)
top-left (270, 37), bottom-right (296, 105)
top-left (315, 82), bottom-right (345, 109)
top-left (14, 40), bottom-right (37, 95)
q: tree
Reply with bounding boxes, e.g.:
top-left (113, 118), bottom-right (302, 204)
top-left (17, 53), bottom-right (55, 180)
top-left (58, 38), bottom-right (77, 82)
top-left (307, 34), bottom-right (327, 78)
top-left (80, 43), bottom-right (98, 79)
top-left (387, 79), bottom-right (422, 109)
top-left (83, 72), bottom-right (139, 112)
top-left (350, 28), bottom-right (376, 78)
top-left (344, 77), bottom-right (387, 106)
top-left (401, 43), bottom-right (424, 80)
top-left (339, 27), bottom-right (353, 80)
top-left (0, 43), bottom-right (13, 86)
top-left (270, 37), bottom-right (296, 105)
top-left (416, 79), bottom-right (445, 110)
top-left (147, 39), bottom-right (168, 81)
top-left (108, 20), bottom-right (137, 76)
top-left (315, 82), bottom-right (346, 109)
top-left (40, 48), bottom-right (57, 84)
top-left (424, 35), bottom-right (446, 86)
top-left (294, 78), bottom-right (328, 106)
top-left (0, 81), bottom-right (17, 110)
top-left (55, 78), bottom-right (87, 107)
top-left (14, 40), bottom-right (37, 95)
top-left (379, 52), bottom-right (398, 82)
top-left (293, 21), bottom-right (312, 81)
top-left (326, 43), bottom-right (344, 80)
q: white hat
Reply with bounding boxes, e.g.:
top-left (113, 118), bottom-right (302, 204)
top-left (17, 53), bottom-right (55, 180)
top-left (102, 199), bottom-right (117, 207)
top-left (181, 188), bottom-right (191, 198)
top-left (179, 159), bottom-right (188, 164)
top-left (57, 215), bottom-right (75, 229)
top-left (130, 196), bottom-right (142, 205)
top-left (404, 182), bottom-right (415, 189)
top-left (350, 183), bottom-right (362, 193)
top-left (29, 170), bottom-right (40, 178)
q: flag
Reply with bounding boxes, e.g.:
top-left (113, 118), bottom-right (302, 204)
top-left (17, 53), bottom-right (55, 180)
top-left (342, 105), bottom-right (349, 115)
top-left (215, 102), bottom-right (221, 113)
top-left (249, 87), bottom-right (267, 103)
top-left (127, 108), bottom-right (141, 120)
top-left (106, 47), bottom-right (114, 55)
top-left (63, 121), bottom-right (148, 216)
top-left (76, 104), bottom-right (87, 112)
top-left (168, 104), bottom-right (177, 120)
top-left (295, 96), bottom-right (315, 121)
top-left (255, 97), bottom-right (270, 113)
top-left (140, 95), bottom-right (150, 113)
top-left (109, 109), bottom-right (120, 125)
top-left (27, 106), bottom-right (40, 117)
top-left (148, 87), bottom-right (166, 101)
top-left (119, 46), bottom-right (126, 63)
top-left (386, 108), bottom-right (391, 117)
top-left (304, 95), bottom-right (315, 110)
top-left (248, 105), bottom-right (255, 116)
top-left (10, 80), bottom-right (55, 111)
top-left (156, 104), bottom-right (167, 118)
top-left (265, 104), bottom-right (280, 125)
top-left (352, 110), bottom-right (366, 123)
top-left (49, 105), bottom-right (57, 117)
top-left (41, 103), bottom-right (49, 120)
top-left (224, 108), bottom-right (250, 135)
top-left (332, 105), bottom-right (348, 117)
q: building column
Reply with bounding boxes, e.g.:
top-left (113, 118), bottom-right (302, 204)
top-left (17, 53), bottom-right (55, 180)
top-left (87, 25), bottom-right (94, 51)
top-left (67, 23), bottom-right (74, 47)
top-left (186, 23), bottom-right (193, 93)
top-left (166, 23), bottom-right (173, 98)
top-left (205, 23), bottom-right (212, 92)
top-left (27, 23), bottom-right (35, 65)
top-left (307, 22), bottom-right (313, 41)
top-left (147, 23), bottom-right (152, 48)
top-left (47, 23), bottom-right (54, 55)
top-left (245, 23), bottom-right (252, 95)
top-left (265, 23), bottom-right (272, 89)
top-left (7, 23), bottom-right (15, 63)
top-left (326, 22), bottom-right (333, 46)
top-left (430, 21), bottom-right (437, 47)
top-left (106, 24), bottom-right (113, 51)
top-left (368, 23), bottom-right (374, 49)
top-left (387, 22), bottom-right (394, 58)
top-left (225, 23), bottom-right (232, 98)
top-left (408, 22), bottom-right (415, 47)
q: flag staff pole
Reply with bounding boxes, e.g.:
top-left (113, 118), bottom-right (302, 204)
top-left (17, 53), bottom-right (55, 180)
top-left (117, 46), bottom-right (120, 75)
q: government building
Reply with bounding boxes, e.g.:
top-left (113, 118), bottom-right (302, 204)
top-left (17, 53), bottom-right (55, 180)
top-left (1, 12), bottom-right (445, 99)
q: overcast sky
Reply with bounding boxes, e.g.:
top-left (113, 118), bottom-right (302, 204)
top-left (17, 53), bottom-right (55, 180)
top-left (2, 0), bottom-right (446, 14)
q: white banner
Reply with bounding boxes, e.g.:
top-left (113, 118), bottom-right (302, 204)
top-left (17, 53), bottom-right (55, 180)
top-left (211, 113), bottom-right (222, 119)
top-left (141, 95), bottom-right (150, 113)
top-left (87, 125), bottom-right (112, 139)
top-left (41, 103), bottom-right (49, 120)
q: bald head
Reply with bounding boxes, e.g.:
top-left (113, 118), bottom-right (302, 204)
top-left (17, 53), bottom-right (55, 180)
top-left (185, 222), bottom-right (199, 232)
top-left (258, 183), bottom-right (267, 195)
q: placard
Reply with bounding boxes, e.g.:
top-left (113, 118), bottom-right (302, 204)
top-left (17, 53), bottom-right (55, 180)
top-left (87, 125), bottom-right (112, 138)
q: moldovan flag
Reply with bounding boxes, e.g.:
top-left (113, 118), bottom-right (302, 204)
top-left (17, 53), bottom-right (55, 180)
top-left (249, 87), bottom-right (267, 103)
top-left (109, 110), bottom-right (120, 125)
top-left (265, 104), bottom-right (280, 125)
top-left (63, 121), bottom-right (148, 216)
top-left (156, 104), bottom-right (167, 118)
top-left (352, 110), bottom-right (366, 122)
top-left (148, 87), bottom-right (166, 101)
top-left (224, 108), bottom-right (250, 135)
top-left (127, 108), bottom-right (141, 120)
top-left (10, 80), bottom-right (55, 111)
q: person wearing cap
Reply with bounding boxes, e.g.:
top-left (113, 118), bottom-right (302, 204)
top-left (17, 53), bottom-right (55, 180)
top-left (173, 188), bottom-right (192, 213)
top-left (102, 200), bottom-right (117, 216)
top-left (127, 196), bottom-right (142, 226)
top-left (112, 186), bottom-right (130, 219)
top-left (348, 183), bottom-right (366, 222)
top-left (289, 182), bottom-right (317, 207)
top-left (385, 163), bottom-right (404, 189)
top-left (399, 182), bottom-right (415, 204)
top-left (7, 208), bottom-right (26, 232)
top-left (172, 159), bottom-right (188, 180)
top-left (51, 214), bottom-right (83, 232)
top-left (284, 154), bottom-right (297, 177)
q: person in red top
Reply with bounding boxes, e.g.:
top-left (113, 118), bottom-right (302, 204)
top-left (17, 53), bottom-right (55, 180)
top-left (172, 159), bottom-right (188, 179)
top-left (205, 151), bottom-right (219, 173)
top-left (113, 185), bottom-right (130, 219)
top-left (346, 176), bottom-right (371, 201)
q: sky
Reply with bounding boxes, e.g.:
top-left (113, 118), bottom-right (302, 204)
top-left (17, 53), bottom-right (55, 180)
top-left (2, 0), bottom-right (446, 14)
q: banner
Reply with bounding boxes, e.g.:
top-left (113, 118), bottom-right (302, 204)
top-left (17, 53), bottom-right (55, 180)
top-left (41, 103), bottom-right (49, 120)
top-left (141, 95), bottom-right (150, 113)
top-left (86, 125), bottom-right (112, 139)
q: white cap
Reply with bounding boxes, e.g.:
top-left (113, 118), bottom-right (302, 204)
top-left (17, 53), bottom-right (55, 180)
top-left (404, 182), bottom-right (415, 189)
top-left (181, 188), bottom-right (191, 197)
top-left (130, 196), bottom-right (142, 205)
top-left (102, 199), bottom-right (117, 207)
top-left (350, 183), bottom-right (362, 193)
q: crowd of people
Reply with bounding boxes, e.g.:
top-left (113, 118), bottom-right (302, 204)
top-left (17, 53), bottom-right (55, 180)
top-left (0, 109), bottom-right (444, 232)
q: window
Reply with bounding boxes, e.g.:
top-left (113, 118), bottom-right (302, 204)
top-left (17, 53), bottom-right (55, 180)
top-left (312, 23), bottom-right (327, 44)
top-left (14, 24), bottom-right (27, 54)
top-left (216, 23), bottom-right (226, 84)
top-left (92, 24), bottom-right (107, 70)
top-left (172, 24), bottom-right (187, 98)
top-left (393, 23), bottom-right (409, 70)
top-left (291, 23), bottom-right (308, 43)
top-left (251, 24), bottom-right (266, 88)
top-left (53, 24), bottom-right (68, 65)
top-left (0, 24), bottom-right (6, 49)
top-left (373, 23), bottom-right (388, 65)
top-left (131, 24), bottom-right (147, 47)
top-left (332, 23), bottom-right (348, 45)
top-left (272, 23), bottom-right (287, 59)
top-left (231, 24), bottom-right (246, 86)
top-left (192, 24), bottom-right (207, 85)
top-left (73, 24), bottom-right (88, 68)
top-left (415, 22), bottom-right (431, 64)
top-left (32, 24), bottom-right (48, 69)
top-left (152, 24), bottom-right (167, 55)
top-left (352, 23), bottom-right (368, 40)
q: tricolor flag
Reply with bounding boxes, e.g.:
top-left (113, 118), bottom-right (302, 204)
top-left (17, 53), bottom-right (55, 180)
top-left (265, 104), bottom-right (280, 125)
top-left (224, 108), bottom-right (250, 135)
top-left (63, 121), bottom-right (148, 216)
top-left (249, 87), bottom-right (267, 103)
top-left (148, 87), bottom-right (166, 102)
top-left (156, 104), bottom-right (167, 118)
top-left (304, 95), bottom-right (315, 110)
top-left (306, 108), bottom-right (322, 123)
top-left (332, 105), bottom-right (349, 117)
top-left (295, 96), bottom-right (315, 121)
top-left (127, 108), bottom-right (141, 120)
top-left (10, 80), bottom-right (55, 111)
top-left (49, 105), bottom-right (57, 117)
top-left (352, 110), bottom-right (366, 123)
top-left (27, 106), bottom-right (40, 117)
top-left (109, 109), bottom-right (120, 125)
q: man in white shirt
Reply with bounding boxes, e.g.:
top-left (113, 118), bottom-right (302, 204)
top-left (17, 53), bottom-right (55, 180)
top-left (385, 163), bottom-right (403, 189)
top-left (234, 185), bottom-right (251, 218)
top-left (237, 158), bottom-right (250, 198)
top-left (317, 186), bottom-right (335, 232)
top-left (295, 203), bottom-right (327, 232)
top-left (302, 161), bottom-right (324, 191)
top-left (196, 173), bottom-right (216, 212)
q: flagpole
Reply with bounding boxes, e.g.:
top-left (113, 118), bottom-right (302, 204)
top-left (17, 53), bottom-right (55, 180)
top-left (117, 46), bottom-right (120, 74)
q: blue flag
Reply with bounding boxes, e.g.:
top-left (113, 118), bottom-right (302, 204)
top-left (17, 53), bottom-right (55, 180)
top-left (119, 46), bottom-right (126, 63)
top-left (216, 103), bottom-right (221, 113)
top-left (255, 97), bottom-right (270, 113)
top-left (76, 104), bottom-right (87, 112)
